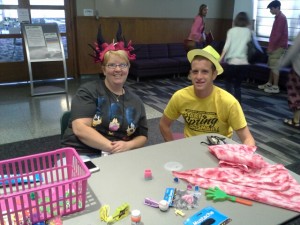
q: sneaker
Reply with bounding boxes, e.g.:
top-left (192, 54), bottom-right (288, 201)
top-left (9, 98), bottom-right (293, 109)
top-left (258, 83), bottom-right (272, 90)
top-left (264, 85), bottom-right (280, 93)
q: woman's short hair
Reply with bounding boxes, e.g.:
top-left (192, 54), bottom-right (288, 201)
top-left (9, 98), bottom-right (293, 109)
top-left (234, 12), bottom-right (250, 27)
top-left (102, 50), bottom-right (130, 66)
top-left (198, 4), bottom-right (207, 17)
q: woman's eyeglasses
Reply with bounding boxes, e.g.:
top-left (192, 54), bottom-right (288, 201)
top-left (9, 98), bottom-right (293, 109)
top-left (106, 63), bottom-right (129, 70)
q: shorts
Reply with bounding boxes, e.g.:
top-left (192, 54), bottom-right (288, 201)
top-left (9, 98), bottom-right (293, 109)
top-left (268, 48), bottom-right (285, 75)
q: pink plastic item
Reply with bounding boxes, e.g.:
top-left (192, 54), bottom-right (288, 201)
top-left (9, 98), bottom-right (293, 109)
top-left (182, 194), bottom-right (194, 204)
top-left (144, 169), bottom-right (152, 180)
top-left (0, 147), bottom-right (91, 225)
top-left (173, 133), bottom-right (184, 140)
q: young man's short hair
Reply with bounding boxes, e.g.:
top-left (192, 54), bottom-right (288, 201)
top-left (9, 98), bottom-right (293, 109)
top-left (267, 0), bottom-right (281, 9)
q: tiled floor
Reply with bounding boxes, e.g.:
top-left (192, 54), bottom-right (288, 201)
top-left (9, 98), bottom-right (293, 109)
top-left (0, 75), bottom-right (300, 166)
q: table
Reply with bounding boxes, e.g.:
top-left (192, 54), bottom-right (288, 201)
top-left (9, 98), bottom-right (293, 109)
top-left (64, 134), bottom-right (300, 225)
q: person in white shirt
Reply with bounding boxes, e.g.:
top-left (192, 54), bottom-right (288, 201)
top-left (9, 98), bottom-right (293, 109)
top-left (219, 12), bottom-right (251, 103)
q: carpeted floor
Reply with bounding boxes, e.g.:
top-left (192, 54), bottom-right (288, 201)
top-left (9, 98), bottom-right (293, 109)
top-left (0, 135), bottom-right (61, 161)
top-left (0, 117), bottom-right (184, 161)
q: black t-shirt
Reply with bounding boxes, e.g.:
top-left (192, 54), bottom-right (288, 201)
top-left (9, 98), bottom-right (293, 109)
top-left (61, 79), bottom-right (148, 154)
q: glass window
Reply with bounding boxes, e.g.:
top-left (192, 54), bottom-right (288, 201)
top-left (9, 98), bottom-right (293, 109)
top-left (29, 0), bottom-right (64, 6)
top-left (31, 10), bottom-right (66, 33)
top-left (255, 0), bottom-right (300, 40)
top-left (0, 1), bottom-right (68, 63)
top-left (0, 38), bottom-right (24, 62)
top-left (0, 0), bottom-right (18, 5)
top-left (0, 9), bottom-right (19, 34)
top-left (61, 36), bottom-right (68, 59)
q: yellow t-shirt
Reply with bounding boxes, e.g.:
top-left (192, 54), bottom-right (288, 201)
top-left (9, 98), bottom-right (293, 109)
top-left (164, 85), bottom-right (247, 138)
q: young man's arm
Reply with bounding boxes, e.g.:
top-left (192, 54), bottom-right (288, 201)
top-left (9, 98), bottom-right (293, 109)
top-left (235, 126), bottom-right (256, 146)
top-left (159, 114), bottom-right (175, 142)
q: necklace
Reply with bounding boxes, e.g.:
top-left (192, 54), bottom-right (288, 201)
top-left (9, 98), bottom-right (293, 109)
top-left (111, 88), bottom-right (124, 102)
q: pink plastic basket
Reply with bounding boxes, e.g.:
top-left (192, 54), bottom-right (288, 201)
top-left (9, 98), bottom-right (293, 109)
top-left (0, 147), bottom-right (91, 225)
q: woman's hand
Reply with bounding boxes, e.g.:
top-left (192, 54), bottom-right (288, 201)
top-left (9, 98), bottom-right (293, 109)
top-left (110, 141), bottom-right (132, 153)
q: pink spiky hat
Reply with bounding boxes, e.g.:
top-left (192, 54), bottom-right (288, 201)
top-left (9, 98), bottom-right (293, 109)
top-left (89, 22), bottom-right (136, 63)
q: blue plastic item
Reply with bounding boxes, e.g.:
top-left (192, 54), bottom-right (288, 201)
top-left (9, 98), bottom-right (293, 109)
top-left (0, 174), bottom-right (42, 186)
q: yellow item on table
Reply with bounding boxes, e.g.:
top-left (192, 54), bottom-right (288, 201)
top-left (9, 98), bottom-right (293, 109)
top-left (100, 203), bottom-right (130, 224)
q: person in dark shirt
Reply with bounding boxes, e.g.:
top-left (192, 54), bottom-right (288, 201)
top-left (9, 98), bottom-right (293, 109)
top-left (61, 26), bottom-right (148, 157)
top-left (258, 0), bottom-right (288, 94)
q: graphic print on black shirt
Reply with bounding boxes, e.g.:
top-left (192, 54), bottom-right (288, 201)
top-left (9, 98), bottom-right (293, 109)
top-left (92, 96), bottom-right (137, 140)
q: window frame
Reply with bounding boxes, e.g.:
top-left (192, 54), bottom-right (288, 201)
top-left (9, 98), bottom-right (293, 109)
top-left (0, 0), bottom-right (77, 83)
top-left (254, 0), bottom-right (300, 41)
top-left (0, 1), bottom-right (68, 62)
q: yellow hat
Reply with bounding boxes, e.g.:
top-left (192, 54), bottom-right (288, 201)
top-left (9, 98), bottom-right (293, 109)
top-left (187, 45), bottom-right (224, 75)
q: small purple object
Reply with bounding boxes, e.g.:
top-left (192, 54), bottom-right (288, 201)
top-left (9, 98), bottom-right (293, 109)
top-left (144, 198), bottom-right (159, 208)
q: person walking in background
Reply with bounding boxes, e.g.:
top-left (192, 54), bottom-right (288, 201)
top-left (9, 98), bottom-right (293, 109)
top-left (185, 4), bottom-right (208, 51)
top-left (61, 25), bottom-right (148, 157)
top-left (219, 12), bottom-right (252, 103)
top-left (258, 0), bottom-right (288, 94)
top-left (279, 33), bottom-right (300, 128)
top-left (159, 45), bottom-right (255, 146)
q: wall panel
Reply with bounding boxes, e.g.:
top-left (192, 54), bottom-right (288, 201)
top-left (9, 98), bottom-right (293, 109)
top-left (76, 17), bottom-right (232, 75)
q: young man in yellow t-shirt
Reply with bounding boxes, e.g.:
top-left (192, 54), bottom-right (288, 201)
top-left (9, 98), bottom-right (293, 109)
top-left (159, 46), bottom-right (255, 146)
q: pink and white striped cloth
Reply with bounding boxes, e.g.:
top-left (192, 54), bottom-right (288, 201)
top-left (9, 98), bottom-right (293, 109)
top-left (173, 144), bottom-right (300, 212)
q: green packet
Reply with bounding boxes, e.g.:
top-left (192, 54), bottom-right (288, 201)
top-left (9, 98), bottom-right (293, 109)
top-left (183, 206), bottom-right (231, 225)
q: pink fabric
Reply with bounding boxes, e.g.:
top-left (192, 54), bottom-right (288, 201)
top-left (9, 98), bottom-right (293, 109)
top-left (209, 144), bottom-right (269, 172)
top-left (173, 144), bottom-right (300, 212)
